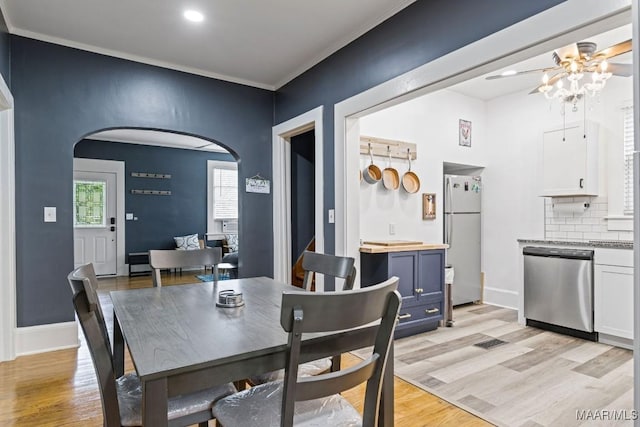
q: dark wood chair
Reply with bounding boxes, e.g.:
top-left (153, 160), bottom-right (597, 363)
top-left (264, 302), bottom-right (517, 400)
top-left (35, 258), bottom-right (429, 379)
top-left (68, 263), bottom-right (236, 427)
top-left (301, 250), bottom-right (356, 291)
top-left (248, 251), bottom-right (358, 385)
top-left (149, 247), bottom-right (222, 287)
top-left (212, 277), bottom-right (401, 427)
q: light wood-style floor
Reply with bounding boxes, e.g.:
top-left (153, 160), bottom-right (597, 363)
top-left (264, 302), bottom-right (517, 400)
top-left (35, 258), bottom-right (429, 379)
top-left (378, 304), bottom-right (635, 427)
top-left (0, 272), bottom-right (489, 426)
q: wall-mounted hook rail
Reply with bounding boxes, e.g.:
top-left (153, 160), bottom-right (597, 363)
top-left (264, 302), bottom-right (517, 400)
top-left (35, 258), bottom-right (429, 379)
top-left (359, 135), bottom-right (417, 160)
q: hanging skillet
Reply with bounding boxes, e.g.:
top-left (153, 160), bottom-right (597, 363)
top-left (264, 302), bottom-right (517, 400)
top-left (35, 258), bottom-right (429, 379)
top-left (363, 143), bottom-right (382, 184)
top-left (382, 146), bottom-right (400, 190)
top-left (401, 149), bottom-right (420, 193)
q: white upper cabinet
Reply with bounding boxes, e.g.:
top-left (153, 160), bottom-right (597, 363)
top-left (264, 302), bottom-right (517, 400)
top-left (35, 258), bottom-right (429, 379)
top-left (541, 121), bottom-right (599, 197)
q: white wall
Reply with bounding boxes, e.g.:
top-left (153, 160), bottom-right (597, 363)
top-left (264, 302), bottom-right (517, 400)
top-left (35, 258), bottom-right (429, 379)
top-left (359, 76), bottom-right (631, 309)
top-left (359, 89), bottom-right (488, 244)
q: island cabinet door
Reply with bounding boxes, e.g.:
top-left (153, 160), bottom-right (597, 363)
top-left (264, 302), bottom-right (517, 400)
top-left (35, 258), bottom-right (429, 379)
top-left (417, 249), bottom-right (445, 301)
top-left (389, 251), bottom-right (419, 306)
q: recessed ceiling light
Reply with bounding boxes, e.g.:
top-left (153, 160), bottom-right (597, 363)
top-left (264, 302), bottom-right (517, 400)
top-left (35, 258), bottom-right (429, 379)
top-left (501, 70), bottom-right (517, 76)
top-left (184, 10), bottom-right (204, 23)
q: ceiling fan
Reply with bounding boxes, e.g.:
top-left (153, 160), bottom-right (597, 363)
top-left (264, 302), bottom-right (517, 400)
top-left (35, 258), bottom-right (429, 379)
top-left (486, 38), bottom-right (633, 109)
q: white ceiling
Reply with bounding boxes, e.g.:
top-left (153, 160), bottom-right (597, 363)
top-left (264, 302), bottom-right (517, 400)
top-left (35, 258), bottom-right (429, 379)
top-left (0, 0), bottom-right (415, 90)
top-left (450, 24), bottom-right (633, 101)
top-left (87, 129), bottom-right (230, 153)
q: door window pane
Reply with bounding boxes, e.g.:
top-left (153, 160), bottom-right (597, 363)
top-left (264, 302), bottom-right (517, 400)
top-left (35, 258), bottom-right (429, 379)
top-left (74, 180), bottom-right (106, 227)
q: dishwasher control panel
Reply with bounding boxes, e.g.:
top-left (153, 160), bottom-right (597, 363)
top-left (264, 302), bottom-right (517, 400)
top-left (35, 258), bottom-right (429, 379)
top-left (523, 246), bottom-right (594, 260)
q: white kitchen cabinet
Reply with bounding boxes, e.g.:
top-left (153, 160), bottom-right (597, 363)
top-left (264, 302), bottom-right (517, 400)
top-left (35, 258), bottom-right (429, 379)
top-left (594, 248), bottom-right (633, 346)
top-left (541, 121), bottom-right (598, 197)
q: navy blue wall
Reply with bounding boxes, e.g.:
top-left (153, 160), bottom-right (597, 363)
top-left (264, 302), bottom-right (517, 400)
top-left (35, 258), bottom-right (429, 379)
top-left (11, 0), bottom-right (566, 325)
top-left (13, 36), bottom-right (273, 327)
top-left (290, 130), bottom-right (315, 262)
top-left (74, 139), bottom-right (235, 255)
top-left (275, 0), bottom-right (565, 289)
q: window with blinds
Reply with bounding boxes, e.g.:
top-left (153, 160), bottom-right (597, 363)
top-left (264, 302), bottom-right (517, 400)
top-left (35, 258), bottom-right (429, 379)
top-left (623, 106), bottom-right (634, 214)
top-left (213, 167), bottom-right (238, 219)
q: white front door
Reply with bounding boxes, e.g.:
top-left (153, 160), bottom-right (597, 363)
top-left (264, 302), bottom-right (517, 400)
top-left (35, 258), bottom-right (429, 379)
top-left (73, 170), bottom-right (117, 275)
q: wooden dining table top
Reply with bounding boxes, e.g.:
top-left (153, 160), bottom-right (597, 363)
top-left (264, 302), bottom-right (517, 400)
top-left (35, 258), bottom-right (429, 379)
top-left (110, 276), bottom-right (301, 380)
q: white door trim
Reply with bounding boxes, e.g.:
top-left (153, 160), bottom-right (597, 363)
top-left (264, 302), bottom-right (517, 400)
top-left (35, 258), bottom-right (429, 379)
top-left (334, 0), bottom-right (631, 270)
top-left (272, 106), bottom-right (324, 290)
top-left (73, 158), bottom-right (126, 276)
top-left (0, 72), bottom-right (15, 362)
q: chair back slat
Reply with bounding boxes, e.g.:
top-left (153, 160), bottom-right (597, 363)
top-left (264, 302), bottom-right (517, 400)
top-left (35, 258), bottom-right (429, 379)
top-left (294, 355), bottom-right (378, 401)
top-left (68, 265), bottom-right (121, 427)
top-left (149, 247), bottom-right (222, 286)
top-left (279, 277), bottom-right (401, 427)
top-left (280, 278), bottom-right (397, 333)
top-left (301, 251), bottom-right (356, 291)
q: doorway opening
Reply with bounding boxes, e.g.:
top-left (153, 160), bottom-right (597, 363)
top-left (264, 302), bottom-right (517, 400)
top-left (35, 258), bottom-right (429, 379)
top-left (272, 106), bottom-right (324, 290)
top-left (290, 129), bottom-right (316, 287)
top-left (334, 2), bottom-right (635, 424)
top-left (73, 128), bottom-right (238, 277)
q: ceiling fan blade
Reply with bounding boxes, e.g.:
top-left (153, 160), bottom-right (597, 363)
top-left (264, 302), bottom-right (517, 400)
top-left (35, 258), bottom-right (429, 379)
top-left (607, 62), bottom-right (633, 77)
top-left (485, 66), bottom-right (560, 80)
top-left (593, 39), bottom-right (632, 60)
top-left (528, 72), bottom-right (565, 95)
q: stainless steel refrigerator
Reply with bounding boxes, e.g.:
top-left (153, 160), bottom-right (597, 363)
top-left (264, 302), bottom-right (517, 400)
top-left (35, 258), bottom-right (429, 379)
top-left (444, 175), bottom-right (482, 305)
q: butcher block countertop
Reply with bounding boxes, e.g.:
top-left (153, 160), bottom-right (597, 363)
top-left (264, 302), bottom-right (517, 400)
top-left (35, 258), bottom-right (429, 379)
top-left (359, 241), bottom-right (448, 253)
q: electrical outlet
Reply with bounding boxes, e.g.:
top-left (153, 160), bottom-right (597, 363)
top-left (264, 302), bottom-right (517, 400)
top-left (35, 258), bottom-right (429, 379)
top-left (328, 209), bottom-right (335, 223)
top-left (389, 223), bottom-right (395, 235)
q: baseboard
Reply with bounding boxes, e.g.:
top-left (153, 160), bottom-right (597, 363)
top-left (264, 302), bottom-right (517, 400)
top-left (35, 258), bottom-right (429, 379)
top-left (483, 286), bottom-right (518, 310)
top-left (598, 333), bottom-right (634, 350)
top-left (15, 321), bottom-right (79, 356)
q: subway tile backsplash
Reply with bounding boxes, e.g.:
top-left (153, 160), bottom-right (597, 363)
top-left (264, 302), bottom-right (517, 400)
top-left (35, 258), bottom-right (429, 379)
top-left (544, 196), bottom-right (632, 242)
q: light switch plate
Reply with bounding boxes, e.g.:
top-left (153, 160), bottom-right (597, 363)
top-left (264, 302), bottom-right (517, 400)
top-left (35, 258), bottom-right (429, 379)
top-left (126, 213), bottom-right (134, 220)
top-left (44, 206), bottom-right (56, 222)
top-left (328, 209), bottom-right (335, 224)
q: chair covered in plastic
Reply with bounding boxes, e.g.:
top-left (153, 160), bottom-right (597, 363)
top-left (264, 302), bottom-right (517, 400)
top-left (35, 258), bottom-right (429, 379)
top-left (212, 277), bottom-right (401, 427)
top-left (68, 263), bottom-right (235, 426)
top-left (248, 251), bottom-right (357, 385)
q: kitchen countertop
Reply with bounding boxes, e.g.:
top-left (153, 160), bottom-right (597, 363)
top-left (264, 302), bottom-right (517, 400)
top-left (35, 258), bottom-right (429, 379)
top-left (359, 243), bottom-right (448, 253)
top-left (517, 238), bottom-right (633, 250)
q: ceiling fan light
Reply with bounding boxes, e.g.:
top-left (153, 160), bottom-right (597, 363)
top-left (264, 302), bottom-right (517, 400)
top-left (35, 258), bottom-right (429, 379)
top-left (542, 73), bottom-right (549, 84)
top-left (600, 60), bottom-right (609, 72)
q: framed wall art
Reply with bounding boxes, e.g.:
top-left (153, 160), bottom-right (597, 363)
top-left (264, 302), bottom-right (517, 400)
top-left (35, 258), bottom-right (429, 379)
top-left (459, 119), bottom-right (471, 147)
top-left (423, 193), bottom-right (436, 220)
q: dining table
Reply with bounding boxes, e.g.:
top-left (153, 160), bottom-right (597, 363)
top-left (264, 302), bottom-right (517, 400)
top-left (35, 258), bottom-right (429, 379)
top-left (110, 276), bottom-right (394, 426)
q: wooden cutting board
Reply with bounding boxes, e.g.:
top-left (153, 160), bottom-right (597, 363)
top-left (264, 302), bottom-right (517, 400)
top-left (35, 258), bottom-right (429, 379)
top-left (363, 240), bottom-right (423, 246)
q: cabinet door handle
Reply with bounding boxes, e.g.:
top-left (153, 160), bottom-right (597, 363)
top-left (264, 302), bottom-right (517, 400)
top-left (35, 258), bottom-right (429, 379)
top-left (425, 308), bottom-right (439, 314)
top-left (415, 288), bottom-right (424, 293)
top-left (398, 313), bottom-right (412, 320)
top-left (579, 178), bottom-right (584, 189)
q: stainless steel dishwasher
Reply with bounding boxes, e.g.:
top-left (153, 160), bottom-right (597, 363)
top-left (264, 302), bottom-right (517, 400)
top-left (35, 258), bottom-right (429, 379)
top-left (523, 246), bottom-right (596, 340)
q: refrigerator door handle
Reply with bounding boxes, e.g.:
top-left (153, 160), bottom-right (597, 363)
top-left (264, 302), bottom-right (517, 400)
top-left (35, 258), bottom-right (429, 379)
top-left (446, 177), bottom-right (453, 245)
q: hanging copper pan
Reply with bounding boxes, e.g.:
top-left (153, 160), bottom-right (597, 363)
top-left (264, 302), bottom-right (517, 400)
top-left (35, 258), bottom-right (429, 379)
top-left (401, 149), bottom-right (420, 193)
top-left (363, 143), bottom-right (382, 184)
top-left (382, 146), bottom-right (399, 190)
